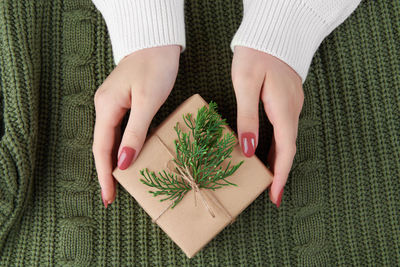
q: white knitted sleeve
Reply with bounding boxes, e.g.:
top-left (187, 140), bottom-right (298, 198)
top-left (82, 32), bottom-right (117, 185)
top-left (92, 0), bottom-right (186, 66)
top-left (230, 0), bottom-right (361, 83)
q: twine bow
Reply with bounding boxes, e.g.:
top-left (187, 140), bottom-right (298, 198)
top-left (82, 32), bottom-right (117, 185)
top-left (151, 134), bottom-right (235, 224)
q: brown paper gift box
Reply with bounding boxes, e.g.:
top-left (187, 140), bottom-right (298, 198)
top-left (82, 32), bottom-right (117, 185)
top-left (112, 94), bottom-right (273, 258)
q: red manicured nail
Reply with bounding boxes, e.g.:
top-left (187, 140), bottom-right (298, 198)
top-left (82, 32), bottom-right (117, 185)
top-left (101, 190), bottom-right (108, 209)
top-left (118, 146), bottom-right (136, 170)
top-left (241, 132), bottom-right (256, 157)
top-left (276, 187), bottom-right (284, 208)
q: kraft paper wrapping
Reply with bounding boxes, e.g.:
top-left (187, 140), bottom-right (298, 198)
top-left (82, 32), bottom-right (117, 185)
top-left (112, 94), bottom-right (273, 258)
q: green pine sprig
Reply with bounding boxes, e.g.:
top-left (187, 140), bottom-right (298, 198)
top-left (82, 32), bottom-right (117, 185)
top-left (140, 101), bottom-right (244, 208)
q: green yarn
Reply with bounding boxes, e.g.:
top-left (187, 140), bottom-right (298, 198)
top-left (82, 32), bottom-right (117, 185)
top-left (0, 0), bottom-right (399, 266)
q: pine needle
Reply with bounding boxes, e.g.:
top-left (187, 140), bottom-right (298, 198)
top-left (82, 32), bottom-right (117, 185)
top-left (139, 102), bottom-right (244, 208)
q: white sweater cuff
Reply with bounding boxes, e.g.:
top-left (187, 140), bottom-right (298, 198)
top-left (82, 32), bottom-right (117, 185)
top-left (92, 0), bottom-right (186, 66)
top-left (230, 0), bottom-right (361, 83)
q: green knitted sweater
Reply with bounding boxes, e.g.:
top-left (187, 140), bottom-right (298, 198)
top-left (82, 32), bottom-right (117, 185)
top-left (0, 0), bottom-right (399, 266)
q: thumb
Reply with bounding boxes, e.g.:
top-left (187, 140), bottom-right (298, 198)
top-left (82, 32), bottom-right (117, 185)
top-left (117, 95), bottom-right (162, 170)
top-left (232, 80), bottom-right (262, 158)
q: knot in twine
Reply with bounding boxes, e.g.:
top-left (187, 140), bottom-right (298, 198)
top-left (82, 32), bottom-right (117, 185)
top-left (152, 134), bottom-right (236, 224)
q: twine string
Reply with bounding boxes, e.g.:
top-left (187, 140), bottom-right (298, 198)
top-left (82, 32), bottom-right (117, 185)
top-left (151, 134), bottom-right (235, 224)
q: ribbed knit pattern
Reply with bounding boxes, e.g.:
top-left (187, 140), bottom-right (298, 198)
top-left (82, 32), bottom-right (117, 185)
top-left (0, 0), bottom-right (399, 266)
top-left (230, 0), bottom-right (361, 82)
top-left (91, 0), bottom-right (186, 66)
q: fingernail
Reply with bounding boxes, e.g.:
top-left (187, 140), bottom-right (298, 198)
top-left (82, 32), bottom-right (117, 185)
top-left (241, 132), bottom-right (256, 157)
top-left (276, 187), bottom-right (284, 208)
top-left (101, 190), bottom-right (114, 208)
top-left (118, 146), bottom-right (136, 170)
top-left (101, 190), bottom-right (108, 209)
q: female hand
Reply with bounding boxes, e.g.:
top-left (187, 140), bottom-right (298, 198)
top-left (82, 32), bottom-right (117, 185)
top-left (92, 45), bottom-right (181, 207)
top-left (231, 46), bottom-right (304, 208)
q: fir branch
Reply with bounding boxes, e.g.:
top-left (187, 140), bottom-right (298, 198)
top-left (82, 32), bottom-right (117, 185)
top-left (140, 169), bottom-right (191, 208)
top-left (140, 101), bottom-right (244, 208)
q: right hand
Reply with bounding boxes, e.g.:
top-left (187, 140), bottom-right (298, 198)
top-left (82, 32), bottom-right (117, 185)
top-left (92, 45), bottom-right (181, 207)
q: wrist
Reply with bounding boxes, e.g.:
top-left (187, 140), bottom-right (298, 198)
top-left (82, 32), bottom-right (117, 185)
top-left (120, 45), bottom-right (181, 64)
top-left (230, 0), bottom-right (325, 83)
top-left (92, 0), bottom-right (186, 66)
top-left (230, 0), bottom-right (360, 83)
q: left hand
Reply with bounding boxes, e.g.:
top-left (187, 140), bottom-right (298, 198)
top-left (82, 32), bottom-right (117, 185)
top-left (231, 46), bottom-right (304, 208)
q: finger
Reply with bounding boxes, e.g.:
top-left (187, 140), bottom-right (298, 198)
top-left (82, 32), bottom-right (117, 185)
top-left (231, 71), bottom-right (264, 158)
top-left (268, 117), bottom-right (298, 207)
top-left (117, 91), bottom-right (167, 170)
top-left (93, 89), bottom-right (129, 206)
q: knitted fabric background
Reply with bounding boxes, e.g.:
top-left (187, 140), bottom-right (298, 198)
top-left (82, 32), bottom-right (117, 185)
top-left (0, 0), bottom-right (399, 266)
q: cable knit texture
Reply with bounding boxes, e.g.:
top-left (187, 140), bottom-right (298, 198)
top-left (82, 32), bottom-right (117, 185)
top-left (91, 0), bottom-right (186, 65)
top-left (0, 0), bottom-right (399, 266)
top-left (230, 0), bottom-right (361, 82)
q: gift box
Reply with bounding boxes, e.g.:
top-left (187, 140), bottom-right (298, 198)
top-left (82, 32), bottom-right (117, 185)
top-left (112, 94), bottom-right (273, 258)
